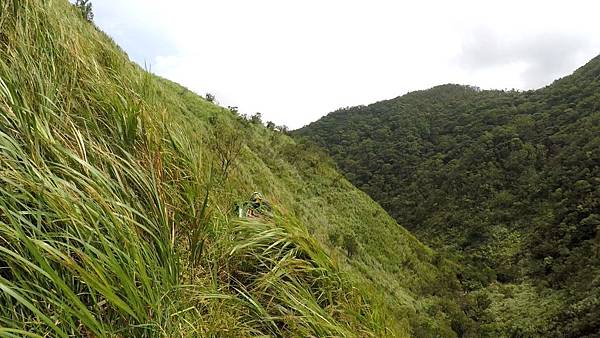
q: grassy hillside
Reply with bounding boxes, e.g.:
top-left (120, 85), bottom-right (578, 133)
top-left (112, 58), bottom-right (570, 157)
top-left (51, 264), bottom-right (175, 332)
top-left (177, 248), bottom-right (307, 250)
top-left (296, 57), bottom-right (600, 336)
top-left (0, 1), bottom-right (476, 336)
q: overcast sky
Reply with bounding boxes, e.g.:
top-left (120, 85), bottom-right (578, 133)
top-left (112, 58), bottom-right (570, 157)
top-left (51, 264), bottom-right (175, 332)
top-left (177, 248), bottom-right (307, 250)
top-left (90, 0), bottom-right (600, 129)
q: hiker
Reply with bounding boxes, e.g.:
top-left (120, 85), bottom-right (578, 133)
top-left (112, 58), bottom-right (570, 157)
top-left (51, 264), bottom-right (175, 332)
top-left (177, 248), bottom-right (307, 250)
top-left (246, 192), bottom-right (263, 218)
top-left (235, 192), bottom-right (272, 219)
top-left (250, 192), bottom-right (263, 209)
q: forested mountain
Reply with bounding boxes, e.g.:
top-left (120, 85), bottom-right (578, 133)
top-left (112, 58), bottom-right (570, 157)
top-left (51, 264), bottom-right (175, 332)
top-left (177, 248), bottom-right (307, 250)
top-left (0, 1), bottom-right (485, 336)
top-left (296, 57), bottom-right (600, 337)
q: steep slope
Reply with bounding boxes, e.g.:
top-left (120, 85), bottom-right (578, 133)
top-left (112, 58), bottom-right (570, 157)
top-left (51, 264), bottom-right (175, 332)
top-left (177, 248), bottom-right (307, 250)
top-left (296, 57), bottom-right (600, 336)
top-left (0, 1), bottom-right (474, 336)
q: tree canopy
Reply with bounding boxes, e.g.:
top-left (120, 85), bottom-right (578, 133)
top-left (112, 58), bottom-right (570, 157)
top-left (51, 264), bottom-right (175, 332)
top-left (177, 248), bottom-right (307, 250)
top-left (296, 56), bottom-right (600, 337)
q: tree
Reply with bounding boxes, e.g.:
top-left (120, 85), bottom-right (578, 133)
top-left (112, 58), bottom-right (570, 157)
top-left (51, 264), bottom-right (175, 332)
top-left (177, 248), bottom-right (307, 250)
top-left (227, 106), bottom-right (238, 114)
top-left (74, 0), bottom-right (94, 22)
top-left (250, 112), bottom-right (262, 125)
top-left (205, 93), bottom-right (215, 103)
top-left (209, 119), bottom-right (245, 180)
top-left (266, 121), bottom-right (276, 130)
top-left (342, 233), bottom-right (358, 257)
top-left (277, 125), bottom-right (290, 134)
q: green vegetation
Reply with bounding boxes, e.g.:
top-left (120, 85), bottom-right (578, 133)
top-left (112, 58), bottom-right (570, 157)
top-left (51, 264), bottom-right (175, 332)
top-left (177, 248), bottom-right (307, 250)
top-left (296, 58), bottom-right (600, 336)
top-left (0, 0), bottom-right (478, 336)
top-left (74, 0), bottom-right (93, 22)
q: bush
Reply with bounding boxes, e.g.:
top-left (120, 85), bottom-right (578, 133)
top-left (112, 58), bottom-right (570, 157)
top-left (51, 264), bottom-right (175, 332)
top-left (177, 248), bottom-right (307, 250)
top-left (342, 233), bottom-right (358, 257)
top-left (74, 0), bottom-right (93, 22)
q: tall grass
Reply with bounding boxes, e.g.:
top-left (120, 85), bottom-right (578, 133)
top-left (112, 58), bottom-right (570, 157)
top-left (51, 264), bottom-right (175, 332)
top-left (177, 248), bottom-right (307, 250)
top-left (0, 0), bottom-right (389, 336)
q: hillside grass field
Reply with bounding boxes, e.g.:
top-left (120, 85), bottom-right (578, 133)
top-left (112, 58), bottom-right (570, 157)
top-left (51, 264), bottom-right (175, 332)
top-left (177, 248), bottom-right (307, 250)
top-left (0, 1), bottom-right (476, 336)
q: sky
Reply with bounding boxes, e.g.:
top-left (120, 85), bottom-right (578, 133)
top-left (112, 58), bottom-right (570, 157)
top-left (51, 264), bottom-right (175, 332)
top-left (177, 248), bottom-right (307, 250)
top-left (90, 0), bottom-right (600, 129)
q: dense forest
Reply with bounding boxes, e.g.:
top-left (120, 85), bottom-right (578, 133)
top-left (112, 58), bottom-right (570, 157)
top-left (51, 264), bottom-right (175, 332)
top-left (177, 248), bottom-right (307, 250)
top-left (296, 57), bottom-right (600, 337)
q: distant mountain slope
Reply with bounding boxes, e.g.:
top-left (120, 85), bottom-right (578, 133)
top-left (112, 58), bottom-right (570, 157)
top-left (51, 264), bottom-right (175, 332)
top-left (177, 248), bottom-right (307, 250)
top-left (296, 56), bottom-right (600, 337)
top-left (0, 0), bottom-right (475, 336)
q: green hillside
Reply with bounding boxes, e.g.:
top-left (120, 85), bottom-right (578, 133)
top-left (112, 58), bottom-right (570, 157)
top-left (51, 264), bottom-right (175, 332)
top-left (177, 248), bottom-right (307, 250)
top-left (296, 57), bottom-right (600, 336)
top-left (0, 1), bottom-right (480, 336)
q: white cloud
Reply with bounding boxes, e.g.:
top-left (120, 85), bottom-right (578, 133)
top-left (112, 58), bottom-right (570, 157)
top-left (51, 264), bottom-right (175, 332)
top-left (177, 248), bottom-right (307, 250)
top-left (458, 29), bottom-right (593, 88)
top-left (92, 0), bottom-right (600, 128)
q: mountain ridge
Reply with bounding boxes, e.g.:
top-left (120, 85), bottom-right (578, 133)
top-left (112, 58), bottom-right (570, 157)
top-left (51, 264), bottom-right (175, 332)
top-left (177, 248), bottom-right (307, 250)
top-left (296, 54), bottom-right (600, 337)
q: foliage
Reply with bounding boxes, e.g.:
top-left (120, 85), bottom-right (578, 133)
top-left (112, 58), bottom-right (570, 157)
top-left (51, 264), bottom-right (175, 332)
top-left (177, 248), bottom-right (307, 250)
top-left (74, 0), bottom-right (93, 22)
top-left (277, 124), bottom-right (290, 134)
top-left (296, 58), bottom-right (600, 336)
top-left (250, 112), bottom-right (262, 124)
top-left (208, 116), bottom-right (246, 179)
top-left (0, 0), bottom-right (475, 336)
top-left (342, 232), bottom-right (359, 257)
